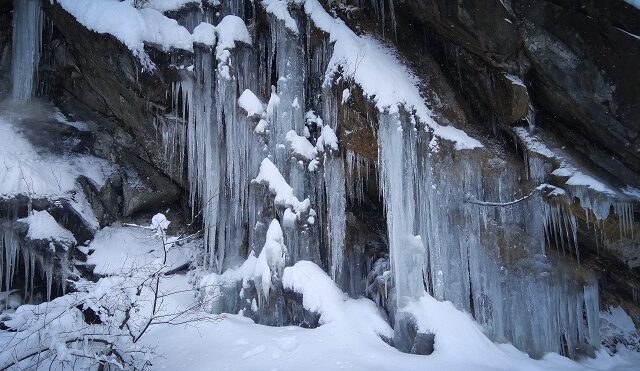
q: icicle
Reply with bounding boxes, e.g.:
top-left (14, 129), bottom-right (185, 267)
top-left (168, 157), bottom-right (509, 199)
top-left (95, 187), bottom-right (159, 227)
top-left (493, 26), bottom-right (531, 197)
top-left (10, 0), bottom-right (43, 101)
top-left (324, 153), bottom-right (346, 282)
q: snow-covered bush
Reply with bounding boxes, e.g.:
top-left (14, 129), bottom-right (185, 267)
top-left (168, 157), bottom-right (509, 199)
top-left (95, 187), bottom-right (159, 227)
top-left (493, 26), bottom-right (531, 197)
top-left (0, 214), bottom-right (219, 370)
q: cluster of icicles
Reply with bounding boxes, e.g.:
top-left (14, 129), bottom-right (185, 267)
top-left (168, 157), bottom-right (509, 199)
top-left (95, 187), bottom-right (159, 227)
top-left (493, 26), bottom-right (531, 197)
top-left (0, 222), bottom-right (68, 306)
top-left (158, 0), bottom-right (633, 360)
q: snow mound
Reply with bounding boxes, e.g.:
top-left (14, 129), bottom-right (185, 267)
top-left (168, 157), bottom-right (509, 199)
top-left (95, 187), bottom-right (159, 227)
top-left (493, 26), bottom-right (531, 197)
top-left (192, 22), bottom-right (217, 46)
top-left (18, 210), bottom-right (76, 248)
top-left (238, 89), bottom-right (265, 117)
top-left (86, 225), bottom-right (191, 275)
top-left (283, 260), bottom-right (392, 339)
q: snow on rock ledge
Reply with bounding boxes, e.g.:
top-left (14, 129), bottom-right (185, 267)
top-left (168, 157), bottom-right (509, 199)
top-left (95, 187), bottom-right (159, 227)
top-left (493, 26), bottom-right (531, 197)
top-left (56, 0), bottom-right (194, 68)
top-left (253, 158), bottom-right (312, 219)
top-left (265, 0), bottom-right (482, 150)
top-left (282, 260), bottom-right (392, 338)
top-left (55, 1), bottom-right (252, 71)
top-left (17, 210), bottom-right (76, 250)
top-left (238, 89), bottom-right (265, 117)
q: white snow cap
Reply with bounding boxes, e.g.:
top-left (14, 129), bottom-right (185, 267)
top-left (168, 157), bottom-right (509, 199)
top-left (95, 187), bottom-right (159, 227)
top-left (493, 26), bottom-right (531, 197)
top-left (316, 125), bottom-right (338, 152)
top-left (57, 0), bottom-right (194, 68)
top-left (253, 158), bottom-right (311, 217)
top-left (150, 213), bottom-right (171, 231)
top-left (238, 89), bottom-right (265, 117)
top-left (18, 210), bottom-right (76, 249)
top-left (192, 22), bottom-right (217, 46)
top-left (286, 130), bottom-right (318, 160)
top-left (215, 15), bottom-right (252, 62)
top-left (262, 0), bottom-right (299, 33)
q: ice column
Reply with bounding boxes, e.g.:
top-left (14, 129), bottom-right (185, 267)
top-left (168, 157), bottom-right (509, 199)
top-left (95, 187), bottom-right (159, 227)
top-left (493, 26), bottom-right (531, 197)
top-left (11, 0), bottom-right (43, 101)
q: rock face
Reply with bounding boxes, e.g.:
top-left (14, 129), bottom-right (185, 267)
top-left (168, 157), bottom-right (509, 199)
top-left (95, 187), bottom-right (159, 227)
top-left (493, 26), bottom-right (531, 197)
top-left (3, 0), bottom-right (639, 360)
top-left (44, 2), bottom-right (185, 184)
top-left (399, 0), bottom-right (640, 186)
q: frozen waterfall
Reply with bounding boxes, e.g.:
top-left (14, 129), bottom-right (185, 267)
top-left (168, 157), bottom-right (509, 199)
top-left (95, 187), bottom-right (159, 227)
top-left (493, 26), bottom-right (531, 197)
top-left (10, 0), bottom-right (43, 101)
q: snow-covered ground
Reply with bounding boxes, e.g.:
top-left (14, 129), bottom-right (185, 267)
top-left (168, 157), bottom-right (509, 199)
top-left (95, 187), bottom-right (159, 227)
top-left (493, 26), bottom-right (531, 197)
top-left (1, 212), bottom-right (639, 370)
top-left (137, 228), bottom-right (640, 371)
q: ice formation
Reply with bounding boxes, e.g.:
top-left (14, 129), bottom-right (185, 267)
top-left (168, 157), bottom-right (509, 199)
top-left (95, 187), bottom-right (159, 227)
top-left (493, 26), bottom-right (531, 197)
top-left (11, 0), bottom-right (43, 101)
top-left (150, 0), bottom-right (635, 359)
top-left (4, 0), bottom-right (638, 365)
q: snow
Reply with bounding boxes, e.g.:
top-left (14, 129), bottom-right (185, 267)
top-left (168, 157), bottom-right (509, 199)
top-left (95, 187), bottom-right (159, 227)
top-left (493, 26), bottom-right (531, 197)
top-left (271, 0), bottom-right (483, 150)
top-left (262, 0), bottom-right (299, 33)
top-left (505, 73), bottom-right (526, 87)
top-left (0, 101), bottom-right (115, 200)
top-left (4, 224), bottom-right (640, 370)
top-left (56, 2), bottom-right (254, 70)
top-left (253, 158), bottom-right (311, 216)
top-left (192, 22), bottom-right (217, 46)
top-left (286, 130), bottom-right (318, 160)
top-left (143, 0), bottom-right (204, 12)
top-left (215, 15), bottom-right (252, 63)
top-left (316, 125), bottom-right (339, 152)
top-left (18, 210), bottom-right (76, 248)
top-left (156, 261), bottom-right (640, 371)
top-left (86, 225), bottom-right (192, 275)
top-left (56, 0), bottom-right (194, 68)
top-left (253, 220), bottom-right (288, 298)
top-left (238, 89), bottom-right (265, 117)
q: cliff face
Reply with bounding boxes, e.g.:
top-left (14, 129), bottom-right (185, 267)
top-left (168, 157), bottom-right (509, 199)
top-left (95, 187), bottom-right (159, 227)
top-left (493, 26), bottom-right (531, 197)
top-left (2, 0), bottom-right (639, 361)
top-left (397, 0), bottom-right (640, 186)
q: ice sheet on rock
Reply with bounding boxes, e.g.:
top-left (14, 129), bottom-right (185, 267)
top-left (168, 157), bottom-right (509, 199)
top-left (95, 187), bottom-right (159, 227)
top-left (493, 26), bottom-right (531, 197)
top-left (238, 89), bottom-right (265, 117)
top-left (624, 0), bottom-right (640, 9)
top-left (18, 211), bottom-right (76, 249)
top-left (515, 126), bottom-right (635, 221)
top-left (600, 305), bottom-right (640, 352)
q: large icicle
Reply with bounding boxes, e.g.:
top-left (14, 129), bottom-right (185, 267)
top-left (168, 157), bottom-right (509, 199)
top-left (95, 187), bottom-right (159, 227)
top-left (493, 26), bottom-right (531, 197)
top-left (10, 0), bottom-right (43, 101)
